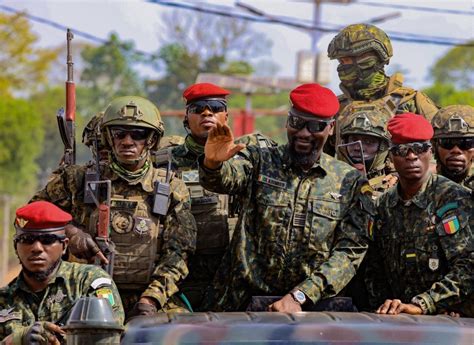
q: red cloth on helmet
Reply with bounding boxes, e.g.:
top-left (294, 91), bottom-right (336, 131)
top-left (388, 112), bottom-right (434, 144)
top-left (183, 83), bottom-right (231, 103)
top-left (15, 201), bottom-right (72, 230)
top-left (289, 83), bottom-right (339, 118)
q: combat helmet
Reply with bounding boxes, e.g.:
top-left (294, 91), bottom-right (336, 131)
top-left (101, 96), bottom-right (165, 164)
top-left (431, 105), bottom-right (474, 139)
top-left (328, 23), bottom-right (393, 64)
top-left (337, 101), bottom-right (393, 176)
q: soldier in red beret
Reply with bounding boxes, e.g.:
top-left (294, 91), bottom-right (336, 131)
top-left (366, 113), bottom-right (473, 317)
top-left (199, 83), bottom-right (372, 312)
top-left (0, 201), bottom-right (124, 344)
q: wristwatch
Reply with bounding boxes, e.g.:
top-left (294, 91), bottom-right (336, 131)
top-left (411, 296), bottom-right (428, 315)
top-left (290, 289), bottom-right (307, 305)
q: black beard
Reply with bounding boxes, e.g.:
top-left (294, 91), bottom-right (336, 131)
top-left (440, 164), bottom-right (468, 183)
top-left (289, 140), bottom-right (319, 168)
top-left (21, 258), bottom-right (61, 282)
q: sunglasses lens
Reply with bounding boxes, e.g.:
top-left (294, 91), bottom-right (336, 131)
top-left (188, 100), bottom-right (226, 114)
top-left (17, 234), bottom-right (63, 245)
top-left (111, 128), bottom-right (149, 141)
top-left (439, 138), bottom-right (474, 150)
top-left (288, 115), bottom-right (329, 133)
top-left (390, 143), bottom-right (431, 157)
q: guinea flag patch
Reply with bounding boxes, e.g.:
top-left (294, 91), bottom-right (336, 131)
top-left (96, 288), bottom-right (115, 306)
top-left (442, 215), bottom-right (460, 235)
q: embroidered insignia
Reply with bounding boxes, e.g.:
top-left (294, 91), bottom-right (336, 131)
top-left (91, 277), bottom-right (112, 289)
top-left (442, 215), bottom-right (460, 235)
top-left (47, 290), bottom-right (65, 307)
top-left (16, 217), bottom-right (28, 228)
top-left (258, 175), bottom-right (286, 189)
top-left (182, 170), bottom-right (199, 183)
top-left (96, 287), bottom-right (115, 307)
top-left (0, 308), bottom-right (21, 323)
top-left (428, 258), bottom-right (439, 271)
top-left (111, 211), bottom-right (134, 234)
top-left (436, 202), bottom-right (458, 218)
top-left (405, 251), bottom-right (417, 262)
top-left (134, 217), bottom-right (151, 236)
top-left (329, 192), bottom-right (342, 200)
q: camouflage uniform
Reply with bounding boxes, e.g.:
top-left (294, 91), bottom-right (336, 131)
top-left (199, 144), bottom-right (372, 311)
top-left (0, 261), bottom-right (124, 342)
top-left (154, 133), bottom-right (277, 311)
top-left (365, 173), bottom-right (474, 316)
top-left (431, 105), bottom-right (474, 190)
top-left (31, 162), bottom-right (196, 315)
top-left (33, 96), bottom-right (197, 317)
top-left (325, 24), bottom-right (438, 156)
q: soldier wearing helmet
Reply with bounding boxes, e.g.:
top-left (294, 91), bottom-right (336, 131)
top-left (337, 101), bottom-right (397, 197)
top-left (326, 23), bottom-right (438, 155)
top-left (32, 96), bottom-right (197, 319)
top-left (431, 105), bottom-right (474, 190)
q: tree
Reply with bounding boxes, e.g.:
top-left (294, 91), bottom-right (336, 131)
top-left (423, 43), bottom-right (474, 107)
top-left (146, 11), bottom-right (273, 110)
top-left (0, 12), bottom-right (59, 97)
top-left (0, 97), bottom-right (43, 195)
top-left (429, 42), bottom-right (474, 90)
top-left (79, 32), bottom-right (146, 115)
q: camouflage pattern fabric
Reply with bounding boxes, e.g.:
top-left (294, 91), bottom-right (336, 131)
top-left (199, 144), bottom-right (372, 311)
top-left (365, 173), bottom-right (474, 316)
top-left (31, 162), bottom-right (197, 316)
top-left (0, 261), bottom-right (124, 341)
top-left (157, 135), bottom-right (185, 150)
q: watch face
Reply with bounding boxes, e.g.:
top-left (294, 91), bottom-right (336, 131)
top-left (294, 290), bottom-right (306, 304)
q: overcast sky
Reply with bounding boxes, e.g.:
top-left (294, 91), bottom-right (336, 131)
top-left (2, 0), bottom-right (473, 93)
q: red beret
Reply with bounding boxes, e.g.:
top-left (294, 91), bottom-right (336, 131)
top-left (183, 83), bottom-right (231, 103)
top-left (387, 113), bottom-right (434, 144)
top-left (289, 83), bottom-right (339, 118)
top-left (15, 201), bottom-right (72, 232)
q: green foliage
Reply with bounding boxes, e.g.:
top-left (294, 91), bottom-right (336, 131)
top-left (80, 32), bottom-right (145, 115)
top-left (429, 43), bottom-right (474, 89)
top-left (423, 83), bottom-right (474, 107)
top-left (0, 12), bottom-right (59, 97)
top-left (0, 97), bottom-right (43, 195)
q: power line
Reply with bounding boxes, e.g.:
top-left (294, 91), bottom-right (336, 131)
top-left (355, 1), bottom-right (474, 16)
top-left (148, 0), bottom-right (474, 47)
top-left (0, 4), bottom-right (158, 59)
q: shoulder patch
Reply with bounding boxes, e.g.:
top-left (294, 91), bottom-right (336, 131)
top-left (436, 202), bottom-right (458, 218)
top-left (95, 288), bottom-right (115, 307)
top-left (442, 215), bottom-right (460, 235)
top-left (91, 277), bottom-right (112, 289)
top-left (0, 308), bottom-right (21, 323)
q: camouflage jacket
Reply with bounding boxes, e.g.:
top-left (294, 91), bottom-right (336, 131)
top-left (0, 261), bottom-right (124, 342)
top-left (31, 162), bottom-right (196, 310)
top-left (365, 173), bottom-right (473, 315)
top-left (199, 144), bottom-right (372, 311)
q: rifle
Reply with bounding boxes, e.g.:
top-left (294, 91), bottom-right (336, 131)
top-left (86, 178), bottom-right (115, 276)
top-left (57, 28), bottom-right (76, 166)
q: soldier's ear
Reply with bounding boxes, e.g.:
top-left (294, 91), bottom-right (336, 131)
top-left (62, 238), bottom-right (69, 254)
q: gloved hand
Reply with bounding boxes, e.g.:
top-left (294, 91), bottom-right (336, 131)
top-left (126, 299), bottom-right (160, 324)
top-left (204, 122), bottom-right (245, 169)
top-left (65, 224), bottom-right (108, 265)
top-left (15, 321), bottom-right (65, 345)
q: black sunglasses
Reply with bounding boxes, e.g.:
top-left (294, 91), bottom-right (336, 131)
top-left (15, 234), bottom-right (66, 245)
top-left (186, 100), bottom-right (227, 114)
top-left (287, 114), bottom-right (333, 133)
top-left (389, 142), bottom-right (432, 157)
top-left (438, 137), bottom-right (474, 151)
top-left (110, 127), bottom-right (150, 141)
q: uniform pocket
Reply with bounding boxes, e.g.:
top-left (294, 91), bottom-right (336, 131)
top-left (308, 199), bottom-right (347, 252)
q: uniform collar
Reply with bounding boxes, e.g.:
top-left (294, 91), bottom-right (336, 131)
top-left (388, 173), bottom-right (434, 208)
top-left (282, 144), bottom-right (328, 176)
top-left (13, 261), bottom-right (67, 294)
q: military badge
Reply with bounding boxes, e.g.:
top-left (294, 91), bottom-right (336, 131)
top-left (428, 258), bottom-right (439, 271)
top-left (0, 308), bottom-right (21, 323)
top-left (329, 192), bottom-right (342, 200)
top-left (134, 217), bottom-right (152, 236)
top-left (257, 175), bottom-right (286, 189)
top-left (15, 217), bottom-right (28, 228)
top-left (442, 215), bottom-right (460, 235)
top-left (96, 287), bottom-right (115, 307)
top-left (47, 290), bottom-right (65, 307)
top-left (111, 211), bottom-right (134, 234)
top-left (182, 170), bottom-right (199, 183)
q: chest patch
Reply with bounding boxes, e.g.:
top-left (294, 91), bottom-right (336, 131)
top-left (442, 215), bottom-right (460, 235)
top-left (258, 175), bottom-right (286, 189)
top-left (182, 170), bottom-right (199, 183)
